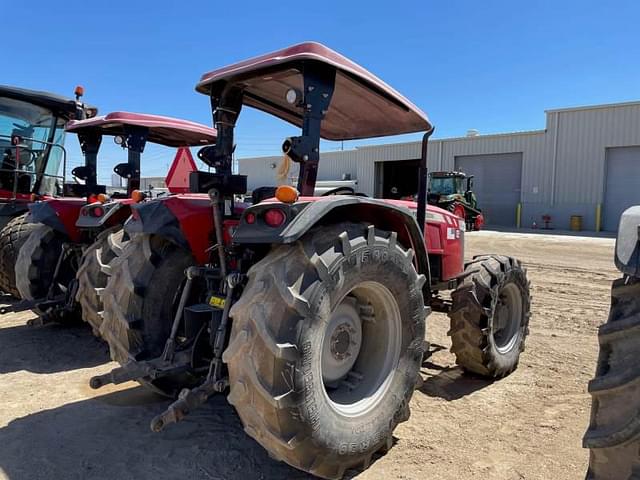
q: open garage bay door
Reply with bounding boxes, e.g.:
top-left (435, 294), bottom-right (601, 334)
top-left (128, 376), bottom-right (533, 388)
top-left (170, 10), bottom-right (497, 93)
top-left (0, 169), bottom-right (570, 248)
top-left (455, 153), bottom-right (522, 227)
top-left (603, 146), bottom-right (640, 232)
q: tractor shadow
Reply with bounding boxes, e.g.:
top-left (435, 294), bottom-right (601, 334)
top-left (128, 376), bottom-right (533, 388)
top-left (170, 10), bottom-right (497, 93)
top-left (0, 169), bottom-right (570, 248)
top-left (418, 342), bottom-right (494, 401)
top-left (0, 386), bottom-right (313, 480)
top-left (0, 308), bottom-right (108, 374)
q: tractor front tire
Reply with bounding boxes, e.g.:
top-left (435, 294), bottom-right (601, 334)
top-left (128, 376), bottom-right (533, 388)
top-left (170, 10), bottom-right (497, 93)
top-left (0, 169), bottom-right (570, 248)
top-left (0, 213), bottom-right (39, 297)
top-left (448, 255), bottom-right (531, 378)
top-left (75, 228), bottom-right (126, 335)
top-left (583, 276), bottom-right (640, 480)
top-left (15, 223), bottom-right (81, 322)
top-left (100, 234), bottom-right (194, 366)
top-left (224, 223), bottom-right (427, 479)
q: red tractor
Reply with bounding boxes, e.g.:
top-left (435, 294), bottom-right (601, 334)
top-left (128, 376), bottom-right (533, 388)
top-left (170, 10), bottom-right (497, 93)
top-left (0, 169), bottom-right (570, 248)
top-left (0, 85), bottom-right (96, 296)
top-left (2, 112), bottom-right (216, 327)
top-left (91, 43), bottom-right (531, 478)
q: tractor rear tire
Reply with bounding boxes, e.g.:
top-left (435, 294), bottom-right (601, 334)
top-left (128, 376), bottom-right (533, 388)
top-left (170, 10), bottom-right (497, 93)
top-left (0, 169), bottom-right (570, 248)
top-left (224, 223), bottom-right (427, 479)
top-left (448, 255), bottom-right (531, 378)
top-left (447, 203), bottom-right (466, 221)
top-left (583, 276), bottom-right (640, 480)
top-left (75, 227), bottom-right (126, 335)
top-left (0, 213), bottom-right (38, 297)
top-left (100, 234), bottom-right (194, 366)
top-left (15, 223), bottom-right (81, 322)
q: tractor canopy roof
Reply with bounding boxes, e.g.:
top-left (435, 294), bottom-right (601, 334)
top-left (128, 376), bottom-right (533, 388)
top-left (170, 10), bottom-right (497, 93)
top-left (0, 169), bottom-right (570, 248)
top-left (0, 84), bottom-right (97, 120)
top-left (196, 42), bottom-right (431, 140)
top-left (429, 171), bottom-right (468, 178)
top-left (65, 111), bottom-right (217, 147)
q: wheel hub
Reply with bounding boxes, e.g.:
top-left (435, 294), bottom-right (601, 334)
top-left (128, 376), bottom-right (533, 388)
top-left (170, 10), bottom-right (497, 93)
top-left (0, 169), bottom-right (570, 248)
top-left (322, 298), bottom-right (363, 385)
top-left (493, 283), bottom-right (523, 353)
top-left (330, 323), bottom-right (356, 360)
top-left (321, 282), bottom-right (402, 417)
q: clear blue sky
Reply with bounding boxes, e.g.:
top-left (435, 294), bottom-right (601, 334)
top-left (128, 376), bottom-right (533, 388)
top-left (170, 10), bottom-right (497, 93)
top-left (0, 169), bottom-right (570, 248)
top-left (4, 0), bottom-right (639, 182)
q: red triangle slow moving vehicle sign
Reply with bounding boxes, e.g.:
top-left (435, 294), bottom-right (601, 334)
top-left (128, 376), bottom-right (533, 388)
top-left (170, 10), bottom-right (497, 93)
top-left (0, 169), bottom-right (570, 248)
top-left (165, 147), bottom-right (197, 193)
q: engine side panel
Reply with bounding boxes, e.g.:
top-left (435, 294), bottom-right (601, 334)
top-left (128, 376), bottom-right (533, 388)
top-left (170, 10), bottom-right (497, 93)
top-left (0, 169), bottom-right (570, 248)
top-left (424, 208), bottom-right (465, 283)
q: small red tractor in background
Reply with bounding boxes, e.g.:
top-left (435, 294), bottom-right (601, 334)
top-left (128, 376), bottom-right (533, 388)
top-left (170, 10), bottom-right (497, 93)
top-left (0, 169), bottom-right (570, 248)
top-left (0, 85), bottom-right (96, 296)
top-left (1, 112), bottom-right (216, 328)
top-left (92, 43), bottom-right (531, 478)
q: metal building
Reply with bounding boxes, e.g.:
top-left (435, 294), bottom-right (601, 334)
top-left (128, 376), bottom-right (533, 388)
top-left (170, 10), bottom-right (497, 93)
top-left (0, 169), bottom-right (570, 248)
top-left (238, 100), bottom-right (640, 231)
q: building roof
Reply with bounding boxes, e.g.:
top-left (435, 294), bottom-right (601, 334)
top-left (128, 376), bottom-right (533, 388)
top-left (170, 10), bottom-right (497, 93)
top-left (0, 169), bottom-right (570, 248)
top-left (545, 100), bottom-right (640, 114)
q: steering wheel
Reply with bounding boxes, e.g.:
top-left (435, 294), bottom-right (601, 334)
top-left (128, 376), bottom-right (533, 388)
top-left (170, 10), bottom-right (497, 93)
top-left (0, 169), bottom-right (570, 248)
top-left (321, 186), bottom-right (356, 196)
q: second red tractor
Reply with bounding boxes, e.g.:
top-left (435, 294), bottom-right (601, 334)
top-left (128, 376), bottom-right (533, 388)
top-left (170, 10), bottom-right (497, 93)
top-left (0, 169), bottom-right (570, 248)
top-left (3, 112), bottom-right (216, 328)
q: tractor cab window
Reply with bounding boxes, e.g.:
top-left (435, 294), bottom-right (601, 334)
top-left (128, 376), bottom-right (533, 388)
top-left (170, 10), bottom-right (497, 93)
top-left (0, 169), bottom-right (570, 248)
top-left (429, 176), bottom-right (465, 196)
top-left (0, 97), bottom-right (64, 195)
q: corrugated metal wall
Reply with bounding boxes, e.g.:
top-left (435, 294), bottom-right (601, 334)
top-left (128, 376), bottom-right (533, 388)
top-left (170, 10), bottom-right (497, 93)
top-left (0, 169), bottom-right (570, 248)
top-left (551, 103), bottom-right (640, 205)
top-left (238, 101), bottom-right (640, 230)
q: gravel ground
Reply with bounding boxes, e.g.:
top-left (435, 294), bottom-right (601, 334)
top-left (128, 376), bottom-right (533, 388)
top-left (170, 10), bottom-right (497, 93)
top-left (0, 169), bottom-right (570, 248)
top-left (0, 230), bottom-right (617, 480)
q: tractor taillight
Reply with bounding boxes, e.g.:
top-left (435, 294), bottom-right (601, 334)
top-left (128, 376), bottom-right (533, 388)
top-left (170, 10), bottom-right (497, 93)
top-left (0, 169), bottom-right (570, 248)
top-left (92, 206), bottom-right (104, 217)
top-left (264, 209), bottom-right (285, 227)
top-left (245, 212), bottom-right (256, 224)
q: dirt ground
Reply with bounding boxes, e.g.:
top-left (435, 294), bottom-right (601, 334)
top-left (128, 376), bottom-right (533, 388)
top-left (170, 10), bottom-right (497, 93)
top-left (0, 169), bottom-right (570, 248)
top-left (0, 230), bottom-right (617, 480)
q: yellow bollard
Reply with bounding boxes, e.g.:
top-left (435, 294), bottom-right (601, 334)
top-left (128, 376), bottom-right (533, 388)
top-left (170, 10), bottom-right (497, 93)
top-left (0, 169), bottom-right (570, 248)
top-left (516, 203), bottom-right (522, 229)
top-left (595, 203), bottom-right (602, 233)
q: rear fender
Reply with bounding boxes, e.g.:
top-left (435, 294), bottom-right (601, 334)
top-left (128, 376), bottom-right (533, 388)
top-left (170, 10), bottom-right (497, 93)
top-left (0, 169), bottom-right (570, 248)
top-left (0, 201), bottom-right (29, 219)
top-left (615, 206), bottom-right (640, 276)
top-left (28, 199), bottom-right (85, 242)
top-left (234, 197), bottom-right (429, 277)
top-left (124, 195), bottom-right (213, 264)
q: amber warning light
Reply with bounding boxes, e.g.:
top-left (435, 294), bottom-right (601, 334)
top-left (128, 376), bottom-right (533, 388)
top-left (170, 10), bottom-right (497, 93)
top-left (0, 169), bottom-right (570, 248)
top-left (275, 185), bottom-right (299, 204)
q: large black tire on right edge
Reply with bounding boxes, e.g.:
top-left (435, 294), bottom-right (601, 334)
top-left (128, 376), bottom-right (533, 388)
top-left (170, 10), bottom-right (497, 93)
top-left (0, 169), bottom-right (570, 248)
top-left (583, 276), bottom-right (640, 480)
top-left (0, 213), bottom-right (38, 297)
top-left (224, 223), bottom-right (427, 479)
top-left (100, 234), bottom-right (195, 366)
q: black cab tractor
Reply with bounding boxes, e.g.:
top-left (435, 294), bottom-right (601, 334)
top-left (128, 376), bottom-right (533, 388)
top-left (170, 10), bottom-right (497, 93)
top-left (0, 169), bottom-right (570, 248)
top-left (428, 170), bottom-right (484, 230)
top-left (0, 85), bottom-right (96, 296)
top-left (2, 112), bottom-right (217, 328)
top-left (583, 205), bottom-right (640, 480)
top-left (91, 42), bottom-right (531, 479)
